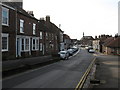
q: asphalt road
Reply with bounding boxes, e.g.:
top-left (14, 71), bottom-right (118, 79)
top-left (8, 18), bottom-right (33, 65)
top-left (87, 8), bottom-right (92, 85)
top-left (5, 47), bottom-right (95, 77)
top-left (3, 49), bottom-right (95, 88)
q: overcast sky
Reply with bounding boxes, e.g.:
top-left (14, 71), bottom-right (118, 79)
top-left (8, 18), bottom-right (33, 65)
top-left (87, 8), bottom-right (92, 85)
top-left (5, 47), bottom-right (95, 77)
top-left (23, 0), bottom-right (118, 39)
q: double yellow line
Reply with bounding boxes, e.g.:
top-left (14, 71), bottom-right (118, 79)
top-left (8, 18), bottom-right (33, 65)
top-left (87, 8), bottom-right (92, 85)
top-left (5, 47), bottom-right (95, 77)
top-left (75, 57), bottom-right (96, 90)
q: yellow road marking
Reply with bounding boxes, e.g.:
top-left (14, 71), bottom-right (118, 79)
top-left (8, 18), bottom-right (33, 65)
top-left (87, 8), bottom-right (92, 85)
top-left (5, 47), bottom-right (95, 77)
top-left (75, 57), bottom-right (96, 90)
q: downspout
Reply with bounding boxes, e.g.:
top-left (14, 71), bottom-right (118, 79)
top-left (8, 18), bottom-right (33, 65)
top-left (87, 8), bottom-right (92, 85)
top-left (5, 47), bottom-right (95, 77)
top-left (15, 8), bottom-right (18, 57)
top-left (0, 1), bottom-right (2, 89)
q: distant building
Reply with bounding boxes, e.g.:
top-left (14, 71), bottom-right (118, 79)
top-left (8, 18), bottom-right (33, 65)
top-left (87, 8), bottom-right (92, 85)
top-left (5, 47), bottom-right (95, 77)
top-left (93, 39), bottom-right (100, 51)
top-left (71, 39), bottom-right (78, 46)
top-left (102, 37), bottom-right (120, 55)
top-left (80, 36), bottom-right (94, 47)
top-left (63, 34), bottom-right (71, 50)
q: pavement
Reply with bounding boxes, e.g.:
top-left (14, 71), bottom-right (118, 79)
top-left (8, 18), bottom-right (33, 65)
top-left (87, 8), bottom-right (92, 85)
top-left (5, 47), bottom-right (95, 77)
top-left (92, 53), bottom-right (119, 89)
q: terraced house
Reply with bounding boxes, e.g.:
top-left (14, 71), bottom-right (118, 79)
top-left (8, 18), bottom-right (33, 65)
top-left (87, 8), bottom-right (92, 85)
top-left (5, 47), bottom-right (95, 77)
top-left (1, 2), bottom-right (64, 61)
top-left (38, 16), bottom-right (62, 56)
top-left (1, 2), bottom-right (41, 60)
top-left (2, 2), bottom-right (17, 60)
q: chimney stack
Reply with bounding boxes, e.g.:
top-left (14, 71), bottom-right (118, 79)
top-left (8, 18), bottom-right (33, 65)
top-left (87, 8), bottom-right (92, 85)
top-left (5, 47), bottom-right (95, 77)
top-left (95, 36), bottom-right (97, 39)
top-left (27, 11), bottom-right (34, 16)
top-left (46, 15), bottom-right (50, 22)
top-left (40, 17), bottom-right (44, 21)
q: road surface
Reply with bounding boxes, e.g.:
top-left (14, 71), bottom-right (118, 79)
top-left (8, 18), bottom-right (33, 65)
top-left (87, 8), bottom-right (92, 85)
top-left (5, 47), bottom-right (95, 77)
top-left (3, 49), bottom-right (95, 88)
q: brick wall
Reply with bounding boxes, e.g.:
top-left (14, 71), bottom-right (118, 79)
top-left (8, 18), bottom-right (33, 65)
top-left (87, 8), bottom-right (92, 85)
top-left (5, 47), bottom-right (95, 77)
top-left (2, 6), bottom-right (16, 60)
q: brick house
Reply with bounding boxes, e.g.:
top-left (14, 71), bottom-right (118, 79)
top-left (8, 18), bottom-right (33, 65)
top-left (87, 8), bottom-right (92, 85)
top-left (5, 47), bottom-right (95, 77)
top-left (59, 30), bottom-right (64, 51)
top-left (2, 3), bottom-right (17, 60)
top-left (16, 10), bottom-right (39, 58)
top-left (63, 34), bottom-right (71, 50)
top-left (92, 35), bottom-right (112, 52)
top-left (1, 2), bottom-right (64, 60)
top-left (38, 16), bottom-right (60, 56)
top-left (102, 37), bottom-right (120, 55)
top-left (80, 36), bottom-right (94, 47)
top-left (102, 37), bottom-right (114, 54)
top-left (2, 2), bottom-right (40, 60)
top-left (0, 2), bottom-right (2, 61)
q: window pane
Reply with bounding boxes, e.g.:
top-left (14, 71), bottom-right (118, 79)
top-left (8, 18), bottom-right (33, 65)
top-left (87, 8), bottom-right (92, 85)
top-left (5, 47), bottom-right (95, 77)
top-left (25, 39), bottom-right (29, 50)
top-left (33, 39), bottom-right (35, 44)
top-left (2, 37), bottom-right (7, 50)
top-left (33, 39), bottom-right (35, 50)
top-left (36, 39), bottom-right (39, 50)
top-left (21, 39), bottom-right (24, 51)
top-left (33, 24), bottom-right (36, 34)
top-left (40, 43), bottom-right (42, 51)
top-left (20, 20), bottom-right (24, 33)
top-left (2, 8), bottom-right (8, 25)
top-left (40, 32), bottom-right (42, 39)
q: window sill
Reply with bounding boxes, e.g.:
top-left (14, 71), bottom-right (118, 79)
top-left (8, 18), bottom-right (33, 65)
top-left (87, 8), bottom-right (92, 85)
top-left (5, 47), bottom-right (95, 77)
top-left (20, 32), bottom-right (24, 34)
top-left (21, 50), bottom-right (30, 52)
top-left (32, 49), bottom-right (39, 51)
top-left (2, 23), bottom-right (9, 26)
top-left (2, 50), bottom-right (8, 52)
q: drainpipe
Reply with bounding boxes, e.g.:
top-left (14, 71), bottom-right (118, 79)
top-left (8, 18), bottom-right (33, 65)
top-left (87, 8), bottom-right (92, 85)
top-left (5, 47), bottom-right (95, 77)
top-left (0, 1), bottom-right (2, 89)
top-left (15, 7), bottom-right (18, 57)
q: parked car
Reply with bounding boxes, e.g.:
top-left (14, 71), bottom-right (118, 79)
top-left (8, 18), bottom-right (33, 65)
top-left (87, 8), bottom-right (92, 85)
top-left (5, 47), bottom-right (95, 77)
top-left (88, 49), bottom-right (95, 53)
top-left (58, 51), bottom-right (69, 60)
top-left (87, 46), bottom-right (93, 52)
top-left (71, 47), bottom-right (78, 53)
top-left (67, 49), bottom-right (74, 56)
top-left (85, 46), bottom-right (89, 49)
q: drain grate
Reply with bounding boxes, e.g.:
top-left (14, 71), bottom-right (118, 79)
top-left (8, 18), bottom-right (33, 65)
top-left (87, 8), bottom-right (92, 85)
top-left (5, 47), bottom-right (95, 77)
top-left (90, 79), bottom-right (100, 85)
top-left (90, 79), bottom-right (106, 85)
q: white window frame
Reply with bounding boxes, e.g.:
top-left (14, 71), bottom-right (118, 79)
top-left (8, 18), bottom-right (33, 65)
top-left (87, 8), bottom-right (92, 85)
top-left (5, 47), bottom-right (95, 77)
top-left (20, 19), bottom-right (24, 33)
top-left (40, 43), bottom-right (42, 51)
top-left (2, 7), bottom-right (9, 26)
top-left (24, 38), bottom-right (30, 51)
top-left (33, 23), bottom-right (36, 35)
top-left (2, 33), bottom-right (9, 52)
top-left (20, 38), bottom-right (30, 52)
top-left (40, 31), bottom-right (42, 39)
top-left (32, 38), bottom-right (39, 51)
top-left (36, 39), bottom-right (39, 50)
top-left (32, 38), bottom-right (36, 51)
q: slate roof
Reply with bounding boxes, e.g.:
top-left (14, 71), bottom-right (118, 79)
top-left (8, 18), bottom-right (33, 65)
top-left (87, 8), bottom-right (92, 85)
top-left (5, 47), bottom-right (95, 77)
top-left (102, 37), bottom-right (114, 46)
top-left (106, 37), bottom-right (120, 48)
top-left (2, 2), bottom-right (38, 20)
top-left (63, 34), bottom-right (71, 39)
